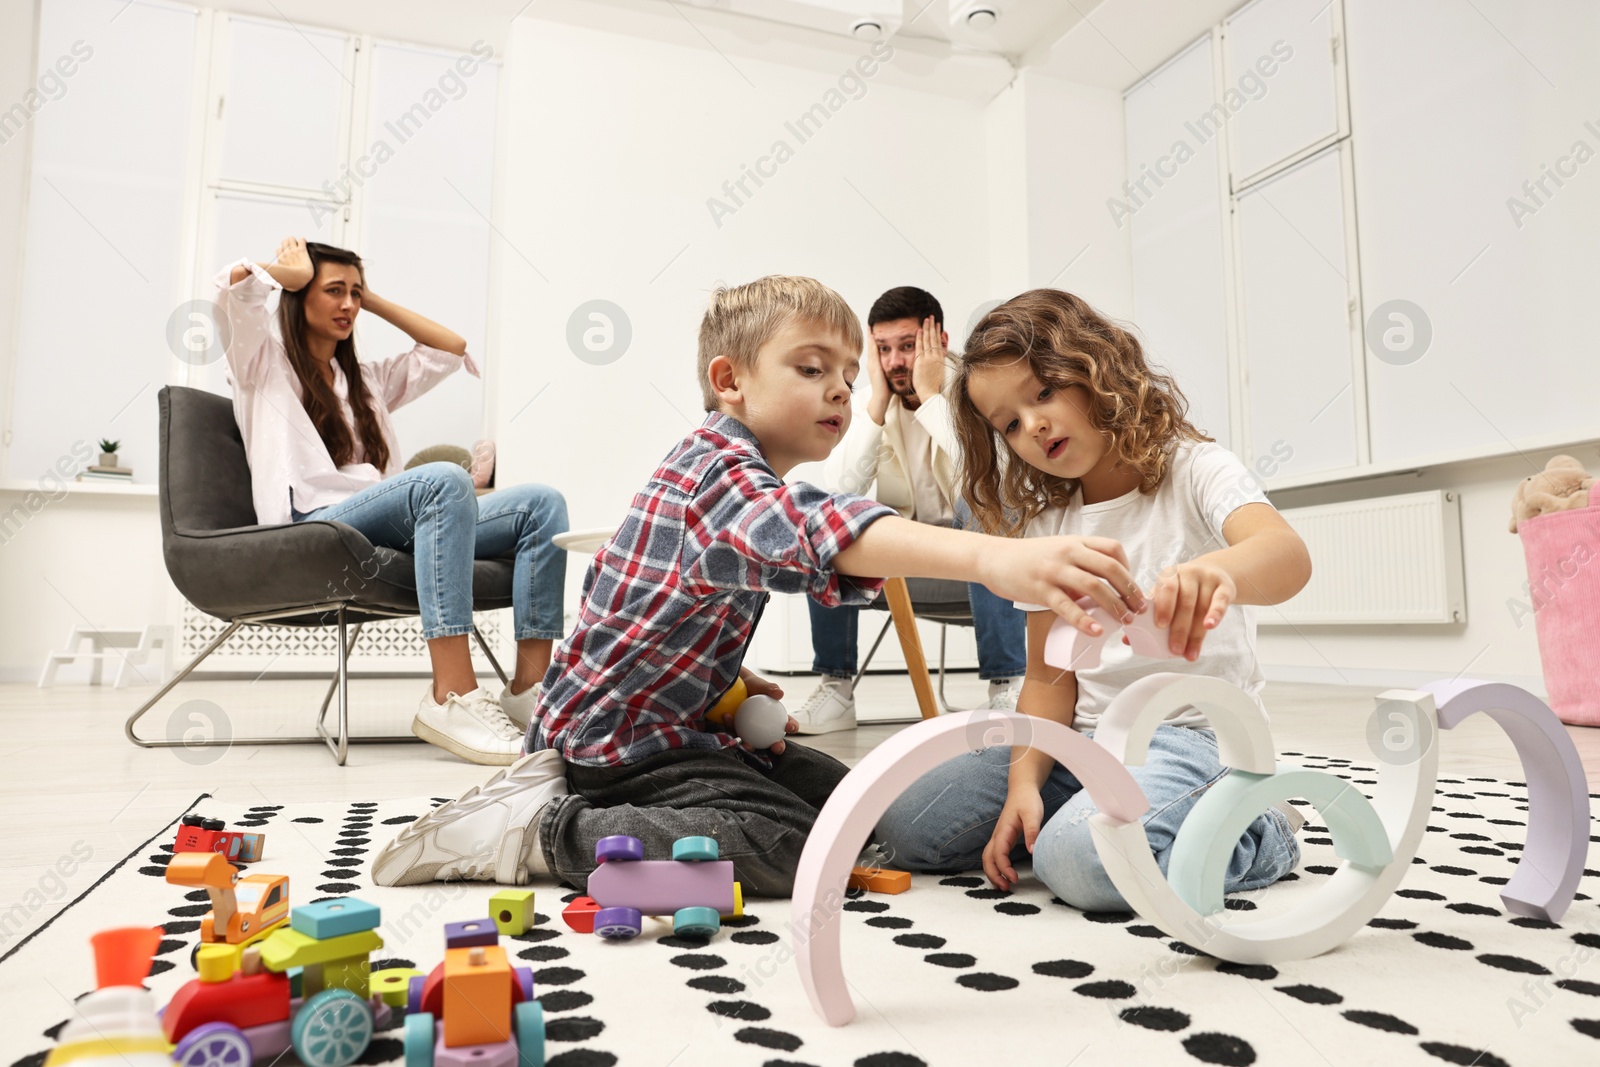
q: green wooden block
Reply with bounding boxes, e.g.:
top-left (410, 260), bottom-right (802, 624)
top-left (491, 889), bottom-right (536, 935)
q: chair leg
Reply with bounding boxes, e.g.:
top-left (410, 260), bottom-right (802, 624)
top-left (126, 610), bottom-right (421, 765)
top-left (850, 616), bottom-right (895, 692)
top-left (314, 617), bottom-right (365, 766)
top-left (125, 620), bottom-right (243, 747)
top-left (883, 577), bottom-right (939, 720)
top-left (472, 625), bottom-right (511, 688)
top-left (934, 624), bottom-right (976, 715)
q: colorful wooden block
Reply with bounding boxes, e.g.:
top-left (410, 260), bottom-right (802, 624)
top-left (371, 967), bottom-right (425, 1008)
top-left (490, 889), bottom-right (536, 936)
top-left (290, 897), bottom-right (380, 939)
top-left (444, 918), bottom-right (499, 948)
top-left (561, 896), bottom-right (599, 934)
top-left (847, 867), bottom-right (910, 895)
top-left (443, 944), bottom-right (511, 1048)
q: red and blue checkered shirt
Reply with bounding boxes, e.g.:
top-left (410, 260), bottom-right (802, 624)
top-left (531, 413), bottom-right (896, 768)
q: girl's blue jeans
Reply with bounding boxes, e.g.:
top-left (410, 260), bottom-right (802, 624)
top-left (292, 462), bottom-right (568, 642)
top-left (875, 722), bottom-right (1301, 911)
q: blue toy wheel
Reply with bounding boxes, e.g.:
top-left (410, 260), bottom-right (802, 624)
top-left (173, 1023), bottom-right (252, 1067)
top-left (292, 987), bottom-right (373, 1067)
top-left (672, 836), bottom-right (719, 862)
top-left (594, 835), bottom-right (643, 863)
top-left (406, 974), bottom-right (426, 1015)
top-left (593, 906), bottom-right (642, 939)
top-left (515, 965), bottom-right (534, 1001)
top-left (673, 906), bottom-right (721, 938)
top-left (514, 999), bottom-right (545, 1067)
top-left (403, 1011), bottom-right (435, 1067)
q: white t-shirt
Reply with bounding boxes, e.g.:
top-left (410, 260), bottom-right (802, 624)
top-left (897, 406), bottom-right (955, 525)
top-left (1016, 441), bottom-right (1274, 733)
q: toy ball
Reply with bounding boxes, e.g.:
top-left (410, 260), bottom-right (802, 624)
top-left (733, 694), bottom-right (789, 749)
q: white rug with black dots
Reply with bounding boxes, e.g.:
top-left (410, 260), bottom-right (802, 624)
top-left (5, 755), bottom-right (1600, 1067)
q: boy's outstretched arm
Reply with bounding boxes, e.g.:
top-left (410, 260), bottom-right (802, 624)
top-left (834, 515), bottom-right (1146, 636)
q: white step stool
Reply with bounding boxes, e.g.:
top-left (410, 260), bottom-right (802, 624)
top-left (38, 624), bottom-right (174, 688)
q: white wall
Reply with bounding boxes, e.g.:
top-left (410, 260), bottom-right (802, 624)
top-left (491, 9), bottom-right (1002, 615)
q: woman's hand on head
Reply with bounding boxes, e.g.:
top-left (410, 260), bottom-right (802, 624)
top-left (271, 236), bottom-right (314, 292)
top-left (1149, 561), bottom-right (1235, 661)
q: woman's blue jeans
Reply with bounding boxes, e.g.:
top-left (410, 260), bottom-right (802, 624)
top-left (874, 723), bottom-right (1301, 911)
top-left (292, 462), bottom-right (568, 642)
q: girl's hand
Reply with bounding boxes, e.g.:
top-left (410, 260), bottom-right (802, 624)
top-left (979, 534), bottom-right (1145, 637)
top-left (983, 787), bottom-right (1044, 891)
top-left (911, 315), bottom-right (946, 404)
top-left (271, 236), bottom-right (314, 291)
top-left (864, 331), bottom-right (891, 427)
top-left (1150, 561), bottom-right (1236, 661)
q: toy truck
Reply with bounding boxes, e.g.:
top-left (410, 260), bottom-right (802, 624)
top-left (161, 897), bottom-right (390, 1067)
top-left (173, 814), bottom-right (265, 864)
top-left (564, 835), bottom-right (743, 940)
top-left (165, 852), bottom-right (289, 971)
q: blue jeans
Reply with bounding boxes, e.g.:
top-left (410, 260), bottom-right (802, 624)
top-left (809, 504), bottom-right (1026, 680)
top-left (874, 724), bottom-right (1300, 911)
top-left (291, 462), bottom-right (568, 642)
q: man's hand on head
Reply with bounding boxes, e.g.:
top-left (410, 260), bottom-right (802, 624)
top-left (865, 329), bottom-right (892, 427)
top-left (912, 315), bottom-right (947, 406)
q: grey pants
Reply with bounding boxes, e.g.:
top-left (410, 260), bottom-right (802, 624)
top-left (537, 741), bottom-right (850, 897)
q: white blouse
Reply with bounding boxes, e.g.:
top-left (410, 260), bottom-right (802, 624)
top-left (213, 258), bottom-right (480, 526)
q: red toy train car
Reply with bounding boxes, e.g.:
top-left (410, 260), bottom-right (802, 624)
top-left (173, 814), bottom-right (265, 864)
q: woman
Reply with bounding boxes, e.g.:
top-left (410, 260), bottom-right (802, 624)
top-left (216, 236), bottom-right (567, 765)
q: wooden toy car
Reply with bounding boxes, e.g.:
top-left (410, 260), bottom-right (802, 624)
top-left (161, 897), bottom-right (390, 1067)
top-left (584, 835), bottom-right (743, 940)
top-left (165, 853), bottom-right (290, 971)
top-left (403, 920), bottom-right (545, 1067)
top-left (174, 814), bottom-right (265, 864)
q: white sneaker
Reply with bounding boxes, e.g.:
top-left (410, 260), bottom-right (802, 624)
top-left (792, 677), bottom-right (857, 735)
top-left (412, 686), bottom-right (525, 766)
top-left (979, 678), bottom-right (1022, 712)
top-left (499, 682), bottom-right (543, 732)
top-left (372, 749), bottom-right (569, 887)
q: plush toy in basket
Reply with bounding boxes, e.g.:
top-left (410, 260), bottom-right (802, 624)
top-left (1510, 454), bottom-right (1600, 726)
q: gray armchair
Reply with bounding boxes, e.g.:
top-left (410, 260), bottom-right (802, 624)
top-left (125, 386), bottom-right (515, 764)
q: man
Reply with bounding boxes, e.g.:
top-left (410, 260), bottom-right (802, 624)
top-left (791, 287), bottom-right (1026, 734)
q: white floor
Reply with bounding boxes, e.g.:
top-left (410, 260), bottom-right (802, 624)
top-left (3, 671), bottom-right (1595, 956)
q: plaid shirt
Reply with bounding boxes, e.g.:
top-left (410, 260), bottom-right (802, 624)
top-left (532, 412), bottom-right (895, 768)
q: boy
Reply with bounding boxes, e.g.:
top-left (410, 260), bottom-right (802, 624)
top-left (373, 276), bottom-right (1144, 896)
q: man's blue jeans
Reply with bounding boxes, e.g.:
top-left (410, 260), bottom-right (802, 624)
top-left (808, 504), bottom-right (1025, 680)
top-left (292, 462), bottom-right (568, 642)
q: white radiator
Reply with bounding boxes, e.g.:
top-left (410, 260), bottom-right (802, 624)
top-left (1263, 490), bottom-right (1465, 625)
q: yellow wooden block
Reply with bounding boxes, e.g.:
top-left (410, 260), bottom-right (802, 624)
top-left (257, 926), bottom-right (382, 972)
top-left (491, 889), bottom-right (536, 935)
top-left (196, 944), bottom-right (235, 983)
top-left (443, 944), bottom-right (511, 1047)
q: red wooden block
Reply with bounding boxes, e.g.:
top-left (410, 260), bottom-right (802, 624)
top-left (561, 896), bottom-right (599, 934)
top-left (162, 971), bottom-right (291, 1042)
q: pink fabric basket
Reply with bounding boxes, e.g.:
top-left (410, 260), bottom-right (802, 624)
top-left (1518, 500), bottom-right (1600, 726)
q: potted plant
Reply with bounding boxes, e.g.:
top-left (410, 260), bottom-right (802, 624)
top-left (98, 438), bottom-right (120, 467)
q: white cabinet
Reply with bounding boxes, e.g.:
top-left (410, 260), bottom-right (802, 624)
top-left (1225, 0), bottom-right (1345, 181)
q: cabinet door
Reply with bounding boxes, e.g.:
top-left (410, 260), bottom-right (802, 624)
top-left (1236, 145), bottom-right (1360, 477)
top-left (1225, 0), bottom-right (1343, 181)
top-left (1125, 36), bottom-right (1232, 449)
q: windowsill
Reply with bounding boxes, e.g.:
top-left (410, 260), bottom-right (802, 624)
top-left (0, 479), bottom-right (158, 497)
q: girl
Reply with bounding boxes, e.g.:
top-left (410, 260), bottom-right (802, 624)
top-left (875, 289), bottom-right (1311, 910)
top-left (216, 236), bottom-right (568, 766)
